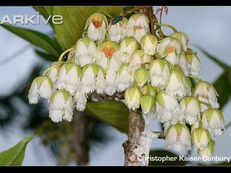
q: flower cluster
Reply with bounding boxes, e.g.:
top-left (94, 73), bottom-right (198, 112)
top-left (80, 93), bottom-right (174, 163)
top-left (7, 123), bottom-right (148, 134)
top-left (28, 12), bottom-right (225, 157)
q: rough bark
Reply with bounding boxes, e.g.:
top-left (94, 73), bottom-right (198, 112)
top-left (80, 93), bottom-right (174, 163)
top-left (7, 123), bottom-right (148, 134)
top-left (123, 111), bottom-right (152, 166)
top-left (73, 111), bottom-right (89, 166)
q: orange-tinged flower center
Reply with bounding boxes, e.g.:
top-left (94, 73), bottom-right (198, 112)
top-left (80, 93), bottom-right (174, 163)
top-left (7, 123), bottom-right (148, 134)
top-left (92, 17), bottom-right (103, 28)
top-left (165, 46), bottom-right (175, 53)
top-left (103, 45), bottom-right (115, 58)
top-left (135, 25), bottom-right (143, 30)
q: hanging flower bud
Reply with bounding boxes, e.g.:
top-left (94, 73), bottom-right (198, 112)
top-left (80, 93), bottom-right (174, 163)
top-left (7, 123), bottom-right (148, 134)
top-left (140, 95), bottom-right (155, 114)
top-left (81, 64), bottom-right (101, 94)
top-left (119, 37), bottom-right (139, 63)
top-left (140, 34), bottom-right (158, 56)
top-left (56, 63), bottom-right (81, 95)
top-left (129, 50), bottom-right (151, 71)
top-left (166, 123), bottom-right (191, 152)
top-left (149, 59), bottom-right (170, 89)
top-left (180, 96), bottom-right (200, 125)
top-left (116, 64), bottom-right (134, 92)
top-left (125, 87), bottom-right (141, 111)
top-left (157, 37), bottom-right (182, 65)
top-left (201, 109), bottom-right (225, 138)
top-left (74, 37), bottom-right (97, 67)
top-left (28, 76), bottom-right (53, 104)
top-left (155, 91), bottom-right (183, 123)
top-left (198, 140), bottom-right (215, 157)
top-left (48, 89), bottom-right (74, 122)
top-left (193, 81), bottom-right (219, 109)
top-left (134, 67), bottom-right (149, 87)
top-left (192, 127), bottom-right (212, 150)
top-left (170, 32), bottom-right (189, 52)
top-left (127, 14), bottom-right (150, 42)
top-left (166, 66), bottom-right (191, 100)
top-left (109, 17), bottom-right (128, 42)
top-left (179, 49), bottom-right (200, 76)
top-left (45, 62), bottom-right (64, 84)
top-left (85, 13), bottom-right (107, 41)
top-left (95, 41), bottom-right (119, 69)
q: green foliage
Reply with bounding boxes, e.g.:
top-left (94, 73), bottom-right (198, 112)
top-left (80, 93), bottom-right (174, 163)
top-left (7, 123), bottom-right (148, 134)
top-left (0, 24), bottom-right (63, 58)
top-left (149, 149), bottom-right (188, 166)
top-left (35, 49), bottom-right (59, 61)
top-left (0, 136), bottom-right (34, 166)
top-left (52, 6), bottom-right (123, 49)
top-left (33, 6), bottom-right (54, 28)
top-left (86, 100), bottom-right (129, 134)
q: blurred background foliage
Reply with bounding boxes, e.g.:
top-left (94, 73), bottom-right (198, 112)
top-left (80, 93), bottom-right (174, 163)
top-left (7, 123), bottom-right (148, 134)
top-left (0, 6), bottom-right (231, 166)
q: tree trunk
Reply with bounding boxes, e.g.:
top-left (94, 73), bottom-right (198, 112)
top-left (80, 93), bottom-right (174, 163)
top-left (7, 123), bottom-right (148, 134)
top-left (73, 111), bottom-right (89, 166)
top-left (123, 111), bottom-right (152, 166)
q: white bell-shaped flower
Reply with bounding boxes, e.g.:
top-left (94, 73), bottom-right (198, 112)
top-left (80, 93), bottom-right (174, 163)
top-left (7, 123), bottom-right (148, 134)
top-left (28, 76), bottom-right (53, 104)
top-left (45, 62), bottom-right (64, 84)
top-left (155, 91), bottom-right (183, 123)
top-left (125, 87), bottom-right (142, 111)
top-left (201, 109), bottom-right (225, 138)
top-left (198, 140), bottom-right (215, 157)
top-left (157, 37), bottom-right (182, 65)
top-left (95, 41), bottom-right (119, 70)
top-left (140, 34), bottom-right (158, 56)
top-left (129, 50), bottom-right (151, 71)
top-left (74, 90), bottom-right (87, 112)
top-left (118, 37), bottom-right (139, 64)
top-left (95, 67), bottom-right (105, 94)
top-left (193, 81), bottom-right (219, 109)
top-left (166, 66), bottom-right (191, 100)
top-left (109, 17), bottom-right (128, 42)
top-left (56, 63), bottom-right (81, 95)
top-left (104, 58), bottom-right (121, 96)
top-left (166, 123), bottom-right (191, 153)
top-left (127, 14), bottom-right (150, 42)
top-left (149, 59), bottom-right (170, 89)
top-left (81, 64), bottom-right (101, 94)
top-left (116, 64), bottom-right (134, 92)
top-left (170, 31), bottom-right (189, 52)
top-left (48, 89), bottom-right (74, 122)
top-left (85, 13), bottom-right (107, 41)
top-left (180, 96), bottom-right (200, 125)
top-left (192, 127), bottom-right (212, 150)
top-left (179, 49), bottom-right (201, 76)
top-left (74, 37), bottom-right (97, 67)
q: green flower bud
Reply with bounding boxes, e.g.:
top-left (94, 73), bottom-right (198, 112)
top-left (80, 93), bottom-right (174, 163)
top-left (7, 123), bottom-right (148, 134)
top-left (135, 67), bottom-right (149, 87)
top-left (140, 95), bottom-right (155, 114)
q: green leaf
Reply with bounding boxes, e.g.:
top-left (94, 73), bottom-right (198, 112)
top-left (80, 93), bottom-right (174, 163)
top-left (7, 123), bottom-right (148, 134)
top-left (86, 100), bottom-right (129, 134)
top-left (0, 136), bottom-right (34, 166)
top-left (34, 49), bottom-right (58, 61)
top-left (0, 24), bottom-right (63, 57)
top-left (53, 6), bottom-right (123, 49)
top-left (33, 6), bottom-right (54, 28)
top-left (195, 45), bottom-right (229, 70)
top-left (213, 71), bottom-right (231, 109)
top-left (149, 149), bottom-right (188, 166)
